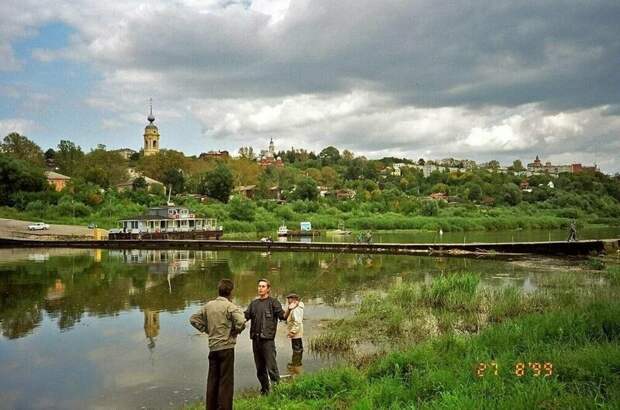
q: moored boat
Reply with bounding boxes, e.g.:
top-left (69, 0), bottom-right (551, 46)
top-left (326, 221), bottom-right (351, 236)
top-left (108, 206), bottom-right (223, 240)
top-left (285, 221), bottom-right (321, 237)
top-left (277, 225), bottom-right (288, 237)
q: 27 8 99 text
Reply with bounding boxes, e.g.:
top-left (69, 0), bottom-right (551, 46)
top-left (475, 362), bottom-right (554, 378)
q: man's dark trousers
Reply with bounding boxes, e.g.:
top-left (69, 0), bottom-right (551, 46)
top-left (252, 338), bottom-right (279, 394)
top-left (206, 348), bottom-right (235, 410)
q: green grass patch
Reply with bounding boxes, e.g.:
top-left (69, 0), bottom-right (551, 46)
top-left (225, 302), bottom-right (620, 409)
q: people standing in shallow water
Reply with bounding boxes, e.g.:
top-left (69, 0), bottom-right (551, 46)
top-left (285, 293), bottom-right (304, 370)
top-left (189, 279), bottom-right (246, 410)
top-left (244, 279), bottom-right (291, 395)
top-left (567, 220), bottom-right (578, 242)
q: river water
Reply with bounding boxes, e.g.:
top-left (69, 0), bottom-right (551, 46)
top-left (0, 232), bottom-right (616, 408)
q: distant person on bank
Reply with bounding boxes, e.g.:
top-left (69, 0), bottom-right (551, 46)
top-left (190, 279), bottom-right (246, 410)
top-left (567, 219), bottom-right (577, 242)
top-left (244, 279), bottom-right (294, 395)
top-left (286, 293), bottom-right (304, 368)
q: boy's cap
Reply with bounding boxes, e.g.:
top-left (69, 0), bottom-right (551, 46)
top-left (286, 293), bottom-right (299, 299)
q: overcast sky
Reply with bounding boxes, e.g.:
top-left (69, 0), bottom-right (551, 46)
top-left (1, 0), bottom-right (619, 172)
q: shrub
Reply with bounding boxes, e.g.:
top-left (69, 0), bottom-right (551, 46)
top-left (227, 196), bottom-right (256, 221)
top-left (420, 200), bottom-right (439, 216)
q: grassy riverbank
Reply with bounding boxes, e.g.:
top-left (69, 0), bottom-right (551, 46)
top-left (185, 263), bottom-right (620, 409)
top-left (0, 201), bottom-right (599, 234)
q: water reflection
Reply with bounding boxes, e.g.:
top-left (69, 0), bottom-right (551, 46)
top-left (0, 248), bottom-right (597, 409)
top-left (144, 309), bottom-right (160, 351)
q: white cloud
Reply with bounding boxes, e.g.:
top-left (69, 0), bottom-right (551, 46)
top-left (0, 118), bottom-right (37, 136)
top-left (0, 0), bottom-right (619, 171)
top-left (250, 0), bottom-right (291, 24)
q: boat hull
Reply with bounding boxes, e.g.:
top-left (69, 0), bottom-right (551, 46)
top-left (109, 230), bottom-right (223, 240)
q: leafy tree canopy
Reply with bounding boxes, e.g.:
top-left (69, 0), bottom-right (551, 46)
top-left (203, 164), bottom-right (234, 203)
top-left (1, 133), bottom-right (45, 167)
top-left (0, 153), bottom-right (48, 205)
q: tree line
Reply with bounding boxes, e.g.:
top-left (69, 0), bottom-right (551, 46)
top-left (1, 132), bottom-right (620, 229)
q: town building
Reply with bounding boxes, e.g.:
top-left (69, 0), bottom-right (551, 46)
top-left (259, 138), bottom-right (284, 167)
top-left (143, 100), bottom-right (160, 156)
top-left (45, 170), bottom-right (71, 191)
top-left (116, 175), bottom-right (164, 192)
top-left (114, 148), bottom-right (137, 160)
top-left (526, 155), bottom-right (598, 176)
top-left (234, 185), bottom-right (257, 199)
top-left (199, 150), bottom-right (230, 160)
top-left (116, 168), bottom-right (164, 192)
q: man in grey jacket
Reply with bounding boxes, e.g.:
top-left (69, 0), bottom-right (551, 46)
top-left (190, 279), bottom-right (246, 410)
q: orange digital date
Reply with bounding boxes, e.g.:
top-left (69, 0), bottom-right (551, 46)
top-left (475, 362), bottom-right (553, 377)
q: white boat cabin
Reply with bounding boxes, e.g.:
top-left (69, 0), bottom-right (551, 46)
top-left (119, 206), bottom-right (220, 234)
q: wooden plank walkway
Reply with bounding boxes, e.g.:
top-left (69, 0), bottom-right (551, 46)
top-left (1, 237), bottom-right (618, 257)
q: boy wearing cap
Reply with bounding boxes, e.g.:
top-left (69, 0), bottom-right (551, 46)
top-left (286, 293), bottom-right (304, 364)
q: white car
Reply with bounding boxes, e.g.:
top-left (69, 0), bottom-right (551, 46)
top-left (27, 222), bottom-right (50, 231)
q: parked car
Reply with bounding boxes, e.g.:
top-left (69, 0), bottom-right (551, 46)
top-left (27, 222), bottom-right (50, 231)
top-left (87, 223), bottom-right (97, 229)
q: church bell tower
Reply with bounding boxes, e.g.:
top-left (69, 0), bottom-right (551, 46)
top-left (144, 99), bottom-right (160, 156)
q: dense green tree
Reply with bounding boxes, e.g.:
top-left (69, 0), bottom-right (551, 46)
top-left (203, 164), bottom-right (234, 203)
top-left (1, 133), bottom-right (45, 167)
top-left (256, 166), bottom-right (279, 199)
top-left (431, 183), bottom-right (449, 194)
top-left (511, 159), bottom-right (525, 171)
top-left (487, 160), bottom-right (500, 169)
top-left (55, 140), bottom-right (85, 177)
top-left (341, 149), bottom-right (354, 162)
top-left (292, 176), bottom-right (319, 200)
top-left (321, 166), bottom-right (339, 187)
top-left (137, 150), bottom-right (189, 181)
top-left (132, 176), bottom-right (147, 191)
top-left (0, 154), bottom-right (48, 205)
top-left (501, 183), bottom-right (522, 205)
top-left (466, 183), bottom-right (483, 202)
top-left (319, 146), bottom-right (341, 165)
top-left (420, 200), bottom-right (439, 216)
top-left (162, 169), bottom-right (185, 194)
top-left (238, 146), bottom-right (256, 160)
top-left (79, 148), bottom-right (127, 189)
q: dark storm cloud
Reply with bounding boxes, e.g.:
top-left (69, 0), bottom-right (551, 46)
top-left (3, 0), bottom-right (619, 172)
top-left (99, 0), bottom-right (620, 109)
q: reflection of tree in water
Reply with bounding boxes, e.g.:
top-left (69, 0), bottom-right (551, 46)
top-left (0, 251), bottom-right (229, 339)
top-left (0, 249), bottom-right (537, 340)
top-left (0, 265), bottom-right (56, 339)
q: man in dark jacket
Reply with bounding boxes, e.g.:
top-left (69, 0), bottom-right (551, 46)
top-left (190, 279), bottom-right (246, 410)
top-left (244, 278), bottom-right (291, 394)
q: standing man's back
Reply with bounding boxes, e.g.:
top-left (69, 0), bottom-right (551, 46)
top-left (190, 279), bottom-right (245, 410)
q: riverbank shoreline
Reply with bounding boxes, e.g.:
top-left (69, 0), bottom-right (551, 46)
top-left (185, 264), bottom-right (620, 409)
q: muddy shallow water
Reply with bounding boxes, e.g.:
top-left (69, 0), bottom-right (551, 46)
top-left (0, 248), bottom-right (602, 409)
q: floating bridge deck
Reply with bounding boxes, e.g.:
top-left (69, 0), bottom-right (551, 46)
top-left (1, 237), bottom-right (618, 257)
